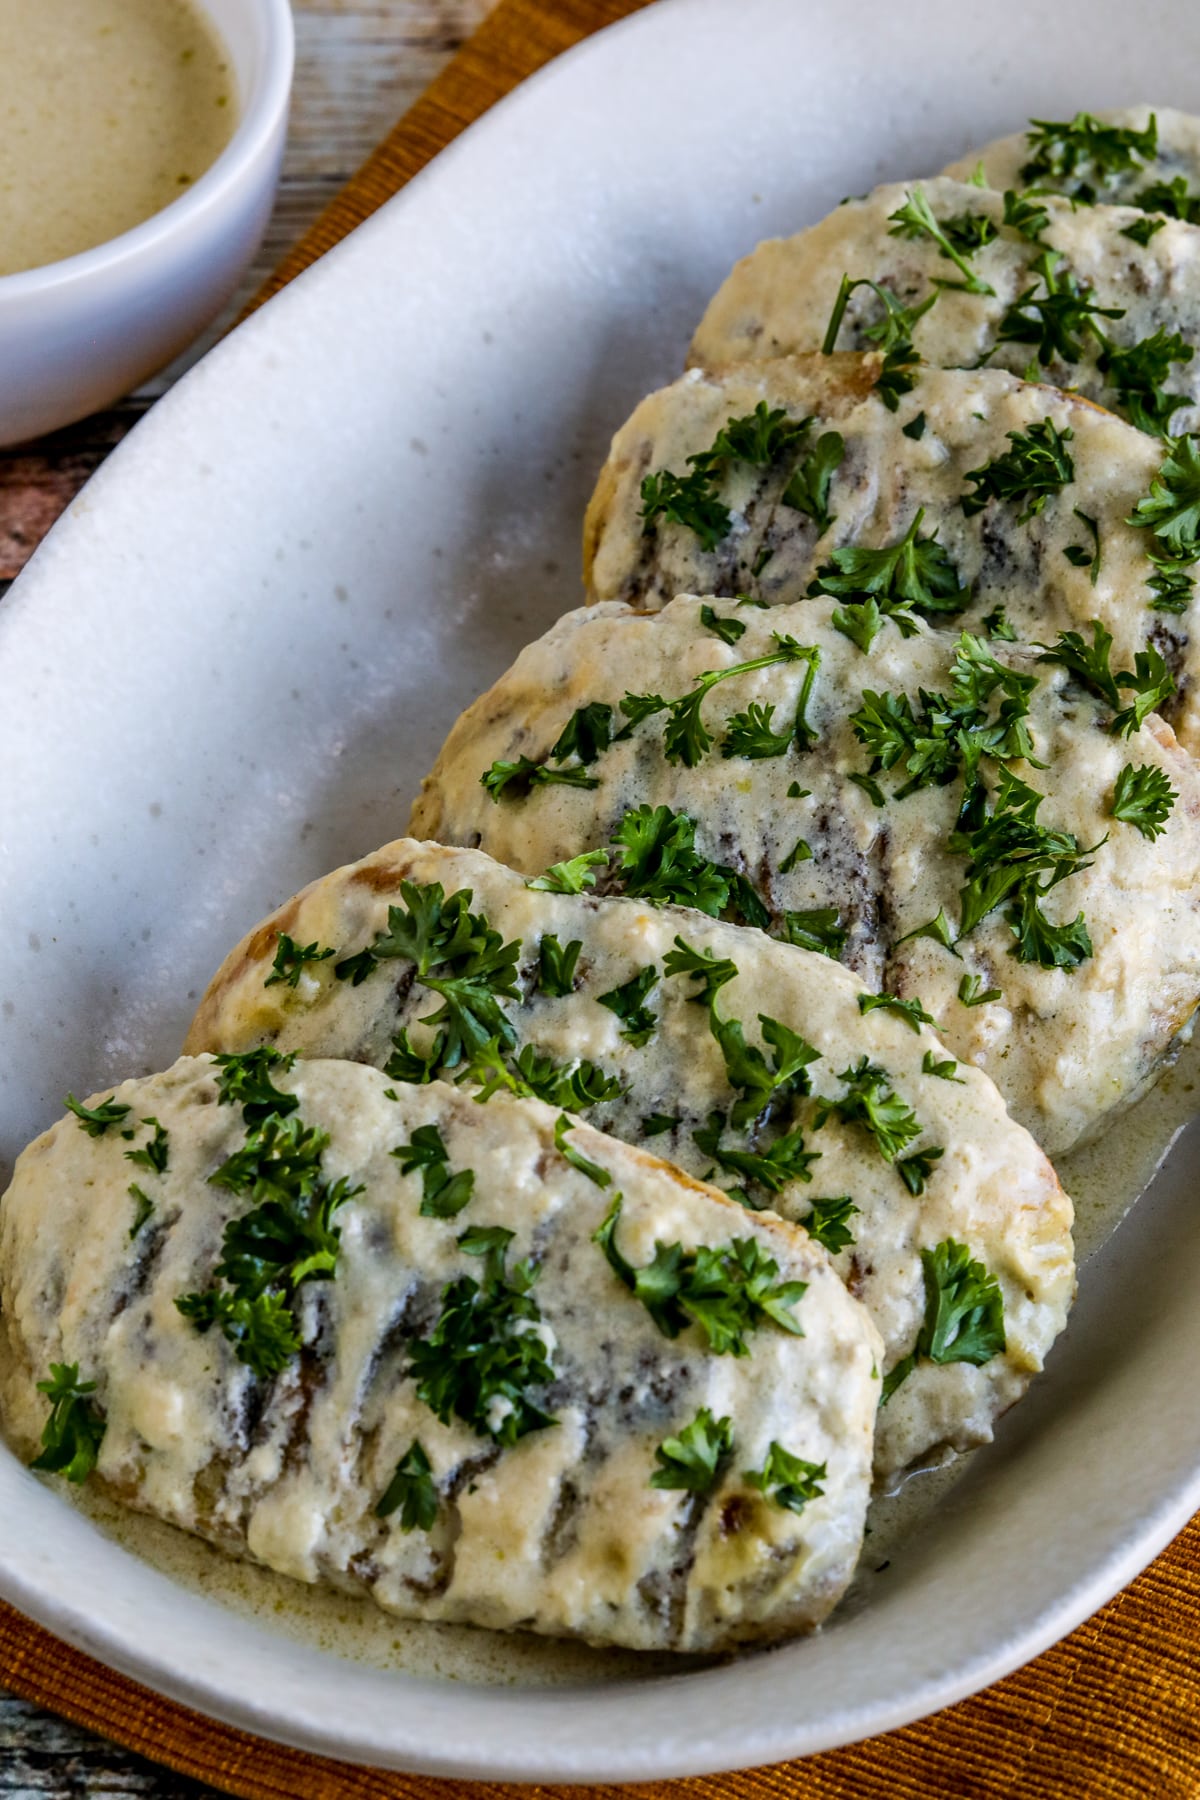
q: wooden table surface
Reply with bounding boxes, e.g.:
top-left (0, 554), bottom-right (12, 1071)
top-left (0, 4), bottom-right (491, 1792)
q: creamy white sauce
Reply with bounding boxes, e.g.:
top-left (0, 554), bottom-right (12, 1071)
top-left (51, 1034), bottom-right (1199, 1684)
top-left (0, 0), bottom-right (236, 277)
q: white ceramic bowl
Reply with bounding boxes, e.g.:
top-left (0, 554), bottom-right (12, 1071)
top-left (0, 0), bottom-right (293, 448)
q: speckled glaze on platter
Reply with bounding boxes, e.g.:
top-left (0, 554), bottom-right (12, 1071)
top-left (2, 0), bottom-right (1200, 1779)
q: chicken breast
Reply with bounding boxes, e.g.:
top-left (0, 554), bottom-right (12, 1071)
top-left (688, 177), bottom-right (1200, 437)
top-left (0, 1057), bottom-right (883, 1652)
top-left (410, 593), bottom-right (1200, 1158)
top-left (186, 837), bottom-right (1073, 1474)
top-left (940, 106), bottom-right (1200, 210)
top-left (582, 357), bottom-right (1200, 753)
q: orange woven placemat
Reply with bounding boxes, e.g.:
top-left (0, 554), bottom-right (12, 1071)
top-left (4, 1), bottom-right (1200, 1794)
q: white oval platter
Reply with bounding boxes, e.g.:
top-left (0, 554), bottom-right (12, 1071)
top-left (2, 0), bottom-right (1200, 1779)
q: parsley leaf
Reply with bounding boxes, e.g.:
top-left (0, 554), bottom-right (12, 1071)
top-left (1127, 435), bottom-right (1200, 557)
top-left (858, 993), bottom-right (936, 1033)
top-left (550, 701), bottom-right (614, 766)
top-left (649, 1409), bottom-right (733, 1493)
top-left (538, 933), bottom-right (582, 998)
top-left (822, 277), bottom-right (938, 408)
top-left (128, 1183), bottom-right (155, 1237)
top-left (384, 1027), bottom-right (446, 1085)
top-left (962, 420), bottom-right (1075, 522)
top-left (480, 755), bottom-right (599, 802)
top-left (527, 849), bottom-right (609, 894)
top-left (781, 430), bottom-right (845, 532)
top-left (923, 1050), bottom-right (964, 1083)
top-left (958, 972), bottom-right (1002, 1006)
top-left (919, 1238), bottom-right (1006, 1364)
top-left (1063, 508), bottom-right (1102, 584)
top-left (1122, 214), bottom-right (1167, 246)
top-left (809, 507), bottom-right (969, 629)
top-left (982, 605), bottom-right (1019, 641)
top-left (798, 1195), bottom-right (859, 1253)
top-left (409, 1234), bottom-right (556, 1445)
top-left (1098, 329), bottom-right (1194, 436)
top-left (597, 963), bottom-right (660, 1046)
top-left (124, 1116), bottom-right (169, 1175)
top-left (816, 1057), bottom-right (923, 1163)
top-left (1135, 174), bottom-right (1200, 223)
top-left (265, 933), bottom-right (335, 989)
top-left (393, 1124), bottom-right (475, 1219)
top-left (693, 1111), bottom-right (820, 1194)
top-left (721, 699), bottom-right (794, 760)
top-left (176, 1290), bottom-right (300, 1378)
top-left (708, 1010), bottom-right (820, 1130)
top-left (700, 605), bottom-right (746, 646)
top-left (31, 1364), bottom-right (106, 1484)
top-left (657, 636), bottom-right (821, 768)
top-left (743, 1441), bottom-right (826, 1514)
top-left (1035, 621), bottom-right (1175, 735)
top-left (554, 1113), bottom-right (611, 1187)
top-left (639, 468), bottom-right (732, 551)
top-left (896, 908), bottom-right (957, 952)
top-left (888, 186), bottom-right (996, 294)
top-left (1110, 762), bottom-right (1177, 839)
top-left (1146, 548), bottom-right (1195, 614)
top-left (778, 836), bottom-right (813, 873)
top-left (639, 402), bottom-right (814, 552)
top-left (608, 804), bottom-right (768, 924)
top-left (1020, 112), bottom-right (1158, 201)
top-left (993, 249), bottom-right (1124, 365)
top-left (65, 1093), bottom-right (131, 1137)
top-left (593, 1195), bottom-right (807, 1353)
top-left (1002, 189), bottom-right (1050, 242)
top-left (212, 1048), bottom-right (299, 1128)
top-left (896, 1146), bottom-right (945, 1195)
top-left (662, 936), bottom-right (738, 1006)
top-left (780, 908), bottom-right (847, 958)
top-left (375, 1440), bottom-right (438, 1530)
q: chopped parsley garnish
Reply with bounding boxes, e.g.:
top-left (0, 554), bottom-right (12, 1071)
top-left (480, 754), bottom-right (599, 802)
top-left (409, 1230), bottom-right (556, 1445)
top-left (858, 993), bottom-right (936, 1033)
top-left (1146, 548), bottom-right (1195, 614)
top-left (815, 1057), bottom-right (924, 1164)
top-left (608, 804), bottom-right (768, 925)
top-left (1035, 620), bottom-right (1175, 736)
top-left (393, 1124), bottom-right (475, 1219)
top-left (384, 1027), bottom-right (445, 1085)
top-left (527, 849), bottom-right (609, 893)
top-left (780, 908), bottom-right (847, 958)
top-left (375, 1440), bottom-right (438, 1530)
top-left (922, 1050), bottom-right (964, 1083)
top-left (1062, 508), bottom-right (1102, 584)
top-left (896, 908), bottom-right (957, 952)
top-left (336, 881), bottom-right (521, 1071)
top-left (902, 411), bottom-right (927, 441)
top-left (594, 1195), bottom-right (807, 1353)
top-left (896, 1146), bottom-right (944, 1195)
top-left (30, 1364), bottom-right (106, 1485)
top-left (778, 836), bottom-right (813, 873)
top-left (176, 1290), bottom-right (301, 1377)
top-left (958, 973), bottom-right (1002, 1007)
top-left (961, 421), bottom-right (1075, 522)
top-left (781, 430), bottom-right (845, 532)
top-left (722, 700), bottom-right (794, 761)
top-left (597, 963), bottom-right (659, 1046)
top-left (700, 605), bottom-right (746, 646)
top-left (554, 1113), bottom-right (611, 1187)
top-left (265, 933), bottom-right (336, 989)
top-left (706, 1008), bottom-right (820, 1130)
top-left (639, 402), bottom-right (814, 551)
top-left (128, 1183), bottom-right (155, 1237)
top-left (212, 1047), bottom-right (299, 1127)
top-left (883, 1238), bottom-right (1006, 1402)
top-left (630, 635), bottom-right (819, 768)
top-left (125, 1116), bottom-right (169, 1175)
top-left (822, 277), bottom-right (937, 410)
top-left (950, 766), bottom-right (1102, 965)
top-left (65, 1093), bottom-right (131, 1137)
top-left (798, 1194), bottom-right (859, 1253)
top-left (832, 597), bottom-right (885, 652)
top-left (887, 186), bottom-right (996, 294)
top-left (808, 507), bottom-right (969, 631)
top-left (693, 1111), bottom-right (820, 1194)
top-left (1121, 214), bottom-right (1167, 246)
top-left (649, 1408), bottom-right (733, 1493)
top-left (467, 1042), bottom-right (623, 1112)
top-left (177, 1111), bottom-right (362, 1379)
top-left (993, 250), bottom-right (1124, 366)
top-left (1020, 112), bottom-right (1158, 201)
top-left (642, 1112), bottom-right (678, 1136)
top-left (538, 933), bottom-right (582, 998)
top-left (662, 935), bottom-right (738, 1006)
top-left (1002, 189), bottom-right (1050, 243)
top-left (982, 605), bottom-right (1018, 641)
top-left (1097, 329), bottom-right (1194, 436)
top-left (550, 701), bottom-right (614, 766)
top-left (1135, 175), bottom-right (1200, 224)
top-left (1127, 434), bottom-right (1200, 557)
top-left (743, 1441), bottom-right (826, 1514)
top-left (1110, 762), bottom-right (1177, 839)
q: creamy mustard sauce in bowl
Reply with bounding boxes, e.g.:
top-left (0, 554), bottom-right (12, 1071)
top-left (0, 0), bottom-right (237, 278)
